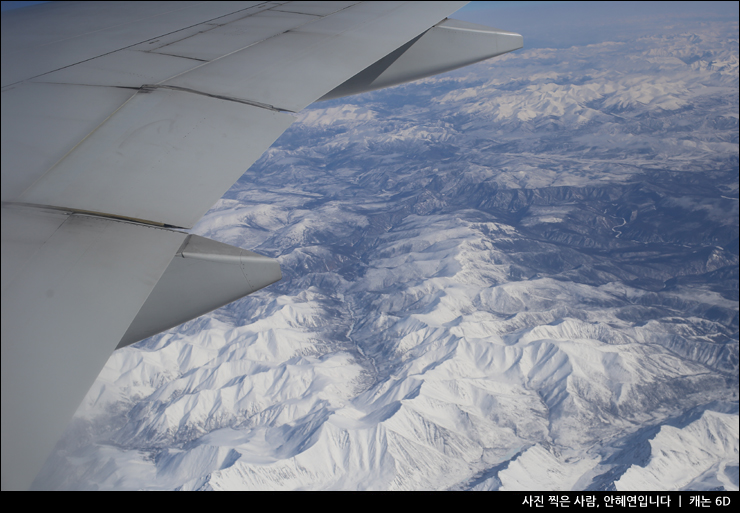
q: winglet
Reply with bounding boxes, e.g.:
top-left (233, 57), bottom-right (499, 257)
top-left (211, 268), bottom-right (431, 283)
top-left (320, 19), bottom-right (523, 101)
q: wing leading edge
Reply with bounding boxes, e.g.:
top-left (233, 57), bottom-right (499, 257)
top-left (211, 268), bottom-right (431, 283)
top-left (0, 1), bottom-right (521, 490)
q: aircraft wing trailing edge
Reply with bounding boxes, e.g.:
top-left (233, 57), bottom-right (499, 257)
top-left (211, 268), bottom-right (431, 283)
top-left (0, 1), bottom-right (522, 490)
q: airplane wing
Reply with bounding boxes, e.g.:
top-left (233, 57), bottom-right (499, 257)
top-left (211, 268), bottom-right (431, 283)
top-left (0, 1), bottom-right (522, 490)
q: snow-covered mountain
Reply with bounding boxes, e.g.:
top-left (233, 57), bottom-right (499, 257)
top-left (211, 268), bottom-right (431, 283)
top-left (34, 15), bottom-right (738, 491)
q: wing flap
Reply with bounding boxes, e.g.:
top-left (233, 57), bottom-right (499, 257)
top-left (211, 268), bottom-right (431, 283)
top-left (16, 88), bottom-right (295, 228)
top-left (1, 206), bottom-right (186, 490)
top-left (0, 83), bottom-right (137, 203)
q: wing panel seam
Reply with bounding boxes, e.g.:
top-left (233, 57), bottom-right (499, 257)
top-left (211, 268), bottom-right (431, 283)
top-left (140, 84), bottom-right (293, 113)
top-left (1, 202), bottom-right (187, 230)
top-left (2, 2), bottom-right (275, 88)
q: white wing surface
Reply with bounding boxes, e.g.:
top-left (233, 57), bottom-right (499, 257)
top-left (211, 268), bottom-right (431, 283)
top-left (1, 1), bottom-right (521, 490)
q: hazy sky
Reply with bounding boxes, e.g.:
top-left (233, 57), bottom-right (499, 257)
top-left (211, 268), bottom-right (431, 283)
top-left (453, 1), bottom-right (738, 48)
top-left (1, 1), bottom-right (47, 11)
